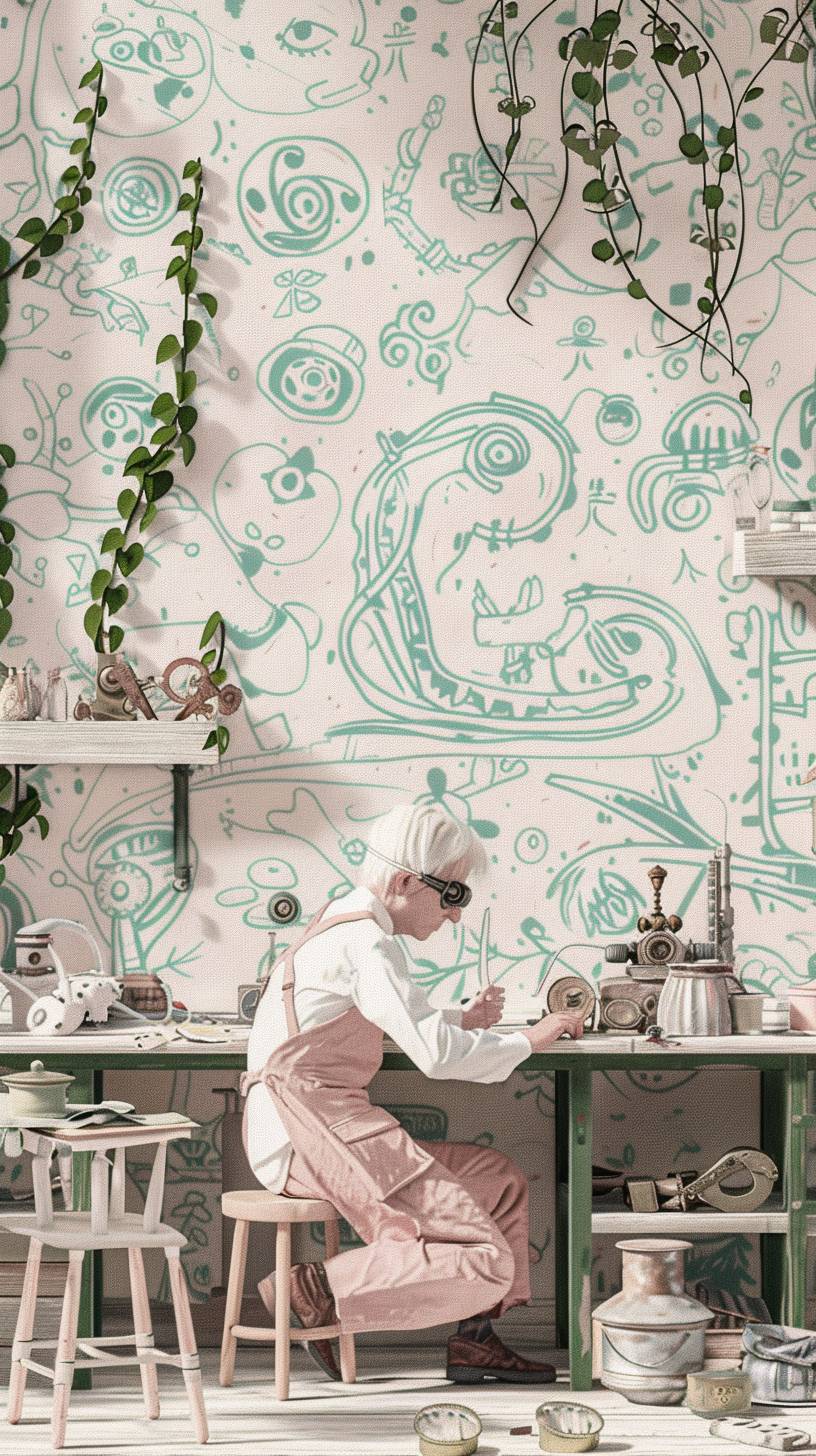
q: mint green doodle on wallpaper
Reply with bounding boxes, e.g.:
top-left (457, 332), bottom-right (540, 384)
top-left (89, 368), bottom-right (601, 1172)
top-left (331, 393), bottom-right (729, 751)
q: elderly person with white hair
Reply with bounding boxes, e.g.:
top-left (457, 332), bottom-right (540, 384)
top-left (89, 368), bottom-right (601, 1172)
top-left (243, 802), bottom-right (583, 1385)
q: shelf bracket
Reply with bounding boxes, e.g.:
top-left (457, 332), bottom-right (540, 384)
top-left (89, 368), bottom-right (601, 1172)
top-left (171, 764), bottom-right (194, 893)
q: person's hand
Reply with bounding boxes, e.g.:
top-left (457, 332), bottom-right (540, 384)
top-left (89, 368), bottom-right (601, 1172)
top-left (521, 1011), bottom-right (585, 1051)
top-left (461, 985), bottom-right (505, 1030)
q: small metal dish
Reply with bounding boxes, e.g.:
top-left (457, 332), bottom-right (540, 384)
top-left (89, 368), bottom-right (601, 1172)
top-left (536, 1401), bottom-right (604, 1453)
top-left (414, 1403), bottom-right (481, 1456)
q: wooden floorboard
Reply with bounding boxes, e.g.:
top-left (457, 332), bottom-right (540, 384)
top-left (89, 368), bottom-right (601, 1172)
top-left (3, 1346), bottom-right (816, 1453)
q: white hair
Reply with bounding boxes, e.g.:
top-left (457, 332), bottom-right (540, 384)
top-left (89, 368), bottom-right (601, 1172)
top-left (358, 803), bottom-right (488, 896)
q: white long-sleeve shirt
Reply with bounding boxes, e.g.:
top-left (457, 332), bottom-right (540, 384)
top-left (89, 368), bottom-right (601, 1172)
top-left (245, 886), bottom-right (531, 1191)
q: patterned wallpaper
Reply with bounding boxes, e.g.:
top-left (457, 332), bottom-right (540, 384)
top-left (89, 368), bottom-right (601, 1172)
top-left (0, 0), bottom-right (813, 1317)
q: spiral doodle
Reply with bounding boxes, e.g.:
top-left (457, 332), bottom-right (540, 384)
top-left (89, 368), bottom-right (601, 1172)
top-left (238, 137), bottom-right (368, 256)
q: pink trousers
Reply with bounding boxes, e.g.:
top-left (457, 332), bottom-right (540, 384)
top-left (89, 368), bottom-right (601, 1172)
top-left (284, 1140), bottom-right (531, 1334)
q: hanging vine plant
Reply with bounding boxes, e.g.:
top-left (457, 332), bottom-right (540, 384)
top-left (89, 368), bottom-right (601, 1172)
top-left (83, 159), bottom-right (232, 753)
top-left (471, 0), bottom-right (813, 412)
top-left (0, 57), bottom-right (107, 885)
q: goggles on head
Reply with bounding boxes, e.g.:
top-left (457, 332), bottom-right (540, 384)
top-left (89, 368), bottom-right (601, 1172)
top-left (366, 847), bottom-right (472, 909)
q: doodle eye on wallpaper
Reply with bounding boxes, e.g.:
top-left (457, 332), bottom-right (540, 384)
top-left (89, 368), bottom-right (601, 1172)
top-left (238, 138), bottom-right (368, 256)
top-left (258, 325), bottom-right (366, 422)
top-left (173, 0), bottom-right (379, 114)
top-left (213, 443), bottom-right (341, 567)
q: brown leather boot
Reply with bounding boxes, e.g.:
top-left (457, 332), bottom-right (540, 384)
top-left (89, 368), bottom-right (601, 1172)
top-left (257, 1262), bottom-right (341, 1381)
top-left (446, 1331), bottom-right (557, 1384)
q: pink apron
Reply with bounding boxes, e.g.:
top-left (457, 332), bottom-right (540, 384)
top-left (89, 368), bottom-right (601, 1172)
top-left (241, 902), bottom-right (435, 1244)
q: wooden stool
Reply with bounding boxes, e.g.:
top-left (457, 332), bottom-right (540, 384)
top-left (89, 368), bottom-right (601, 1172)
top-left (1, 1118), bottom-right (208, 1449)
top-left (219, 1190), bottom-right (356, 1400)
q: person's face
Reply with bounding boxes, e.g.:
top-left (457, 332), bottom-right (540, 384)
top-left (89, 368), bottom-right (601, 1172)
top-left (395, 858), bottom-right (470, 941)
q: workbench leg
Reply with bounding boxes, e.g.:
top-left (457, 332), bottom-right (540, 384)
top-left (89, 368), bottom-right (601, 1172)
top-left (761, 1068), bottom-right (787, 1324)
top-left (554, 1071), bottom-right (569, 1352)
top-left (786, 1058), bottom-right (808, 1329)
top-left (568, 1067), bottom-right (593, 1391)
top-left (68, 1067), bottom-right (103, 1391)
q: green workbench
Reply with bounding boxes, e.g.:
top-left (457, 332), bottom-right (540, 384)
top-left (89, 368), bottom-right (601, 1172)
top-left (0, 1030), bottom-right (811, 1390)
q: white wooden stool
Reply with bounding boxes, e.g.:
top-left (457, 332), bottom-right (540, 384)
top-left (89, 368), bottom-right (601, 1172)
top-left (0, 1116), bottom-right (208, 1449)
top-left (219, 1190), bottom-right (356, 1400)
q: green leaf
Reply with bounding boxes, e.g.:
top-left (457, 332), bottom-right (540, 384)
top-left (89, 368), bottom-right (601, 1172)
top-left (116, 543), bottom-right (144, 578)
top-left (201, 649), bottom-right (216, 668)
top-left (117, 488), bottom-right (137, 519)
top-left (176, 369), bottom-right (197, 402)
top-left (83, 160), bottom-right (96, 179)
top-left (0, 580), bottom-right (14, 608)
top-left (150, 424), bottom-right (177, 447)
top-left (510, 196), bottom-right (527, 209)
top-left (197, 292), bottom-right (218, 319)
top-left (91, 568), bottom-right (111, 600)
top-left (183, 159), bottom-right (202, 179)
top-left (96, 95), bottom-right (108, 117)
top-left (156, 334), bottom-right (181, 364)
top-left (60, 167), bottom-right (81, 185)
top-left (627, 278), bottom-right (647, 298)
top-left (69, 137), bottom-right (89, 155)
top-left (79, 58), bottom-right (102, 86)
top-left (739, 388), bottom-right (752, 406)
top-left (172, 230), bottom-right (192, 248)
top-left (199, 610), bottom-right (223, 649)
top-left (679, 131), bottom-right (706, 156)
top-left (203, 729), bottom-right (218, 753)
top-left (50, 218), bottom-right (70, 236)
top-left (151, 392), bottom-right (177, 421)
top-left (0, 445), bottom-right (15, 469)
top-left (69, 211), bottom-right (85, 233)
top-left (216, 725), bottom-right (230, 755)
top-left (84, 602), bottom-right (103, 641)
top-left (591, 9), bottom-right (620, 37)
top-left (14, 795), bottom-right (39, 828)
top-left (583, 179), bottom-right (607, 204)
top-left (0, 609), bottom-right (11, 646)
top-left (16, 216), bottom-right (46, 242)
top-left (36, 815), bottom-right (49, 841)
top-left (717, 125), bottom-right (736, 146)
top-left (760, 9), bottom-right (784, 42)
top-left (572, 71), bottom-right (603, 105)
top-left (678, 45), bottom-right (703, 76)
top-left (704, 184), bottom-right (724, 208)
top-left (184, 319), bottom-right (203, 352)
top-left (178, 405), bottom-right (198, 433)
top-left (22, 259), bottom-right (41, 280)
top-left (166, 256), bottom-right (185, 279)
top-left (717, 152), bottom-right (734, 172)
top-left (744, 86), bottom-right (764, 101)
top-left (611, 41), bottom-right (637, 67)
top-left (79, 186), bottom-right (92, 205)
top-left (180, 433), bottom-right (196, 466)
top-left (0, 546), bottom-right (12, 576)
top-left (0, 521), bottom-right (13, 545)
top-left (73, 106), bottom-right (94, 124)
top-left (124, 446), bottom-right (151, 472)
top-left (106, 584), bottom-right (129, 614)
top-left (177, 192), bottom-right (195, 212)
top-left (180, 265), bottom-right (198, 295)
top-left (654, 42), bottom-right (679, 63)
top-left (101, 527), bottom-right (125, 554)
top-left (210, 668), bottom-right (227, 687)
top-left (698, 295), bottom-right (713, 313)
top-left (39, 232), bottom-right (64, 256)
top-left (140, 501), bottom-right (157, 532)
top-left (147, 470), bottom-right (174, 499)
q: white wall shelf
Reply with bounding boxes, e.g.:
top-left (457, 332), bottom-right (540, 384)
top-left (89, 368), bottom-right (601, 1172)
top-left (0, 720), bottom-right (219, 889)
top-left (0, 720), bottom-right (218, 766)
top-left (733, 528), bottom-right (816, 577)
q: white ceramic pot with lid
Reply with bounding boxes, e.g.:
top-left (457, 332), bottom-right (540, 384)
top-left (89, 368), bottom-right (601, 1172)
top-left (1, 1059), bottom-right (75, 1117)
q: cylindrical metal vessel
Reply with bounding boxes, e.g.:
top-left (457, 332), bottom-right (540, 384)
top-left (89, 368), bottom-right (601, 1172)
top-left (657, 961), bottom-right (735, 1036)
top-left (592, 1239), bottom-right (712, 1405)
